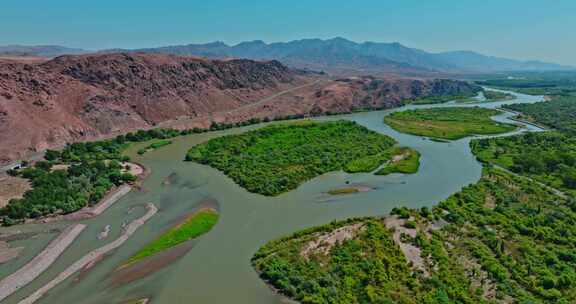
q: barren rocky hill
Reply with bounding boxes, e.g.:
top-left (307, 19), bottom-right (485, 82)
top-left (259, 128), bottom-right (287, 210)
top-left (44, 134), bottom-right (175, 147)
top-left (0, 53), bottom-right (478, 163)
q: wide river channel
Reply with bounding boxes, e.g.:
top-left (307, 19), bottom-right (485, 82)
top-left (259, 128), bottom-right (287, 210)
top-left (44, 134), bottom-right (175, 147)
top-left (1, 89), bottom-right (544, 303)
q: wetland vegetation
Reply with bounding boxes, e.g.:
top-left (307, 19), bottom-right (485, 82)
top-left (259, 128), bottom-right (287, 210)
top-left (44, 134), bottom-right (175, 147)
top-left (384, 107), bottom-right (516, 140)
top-left (186, 120), bottom-right (397, 196)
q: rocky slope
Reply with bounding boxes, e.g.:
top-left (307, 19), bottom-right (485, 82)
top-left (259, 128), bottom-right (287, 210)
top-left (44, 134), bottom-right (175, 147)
top-left (0, 53), bottom-right (478, 164)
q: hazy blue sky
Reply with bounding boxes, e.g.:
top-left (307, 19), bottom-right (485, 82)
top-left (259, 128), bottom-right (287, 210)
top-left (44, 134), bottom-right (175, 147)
top-left (2, 0), bottom-right (575, 65)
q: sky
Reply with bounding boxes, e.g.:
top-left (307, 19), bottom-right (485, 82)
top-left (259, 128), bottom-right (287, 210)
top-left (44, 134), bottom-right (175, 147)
top-left (1, 0), bottom-right (575, 65)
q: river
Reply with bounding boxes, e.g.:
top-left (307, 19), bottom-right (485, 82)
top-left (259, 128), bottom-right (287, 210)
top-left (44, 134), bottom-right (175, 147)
top-left (0, 89), bottom-right (544, 303)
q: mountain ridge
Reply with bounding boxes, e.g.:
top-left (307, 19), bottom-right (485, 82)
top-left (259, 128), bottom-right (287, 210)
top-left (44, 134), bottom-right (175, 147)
top-left (1, 38), bottom-right (571, 74)
top-left (105, 37), bottom-right (573, 74)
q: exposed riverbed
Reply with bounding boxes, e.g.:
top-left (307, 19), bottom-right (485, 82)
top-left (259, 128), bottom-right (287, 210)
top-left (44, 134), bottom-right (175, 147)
top-left (0, 90), bottom-right (543, 304)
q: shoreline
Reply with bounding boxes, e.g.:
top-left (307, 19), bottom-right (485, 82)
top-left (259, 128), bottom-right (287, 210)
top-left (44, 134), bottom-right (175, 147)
top-left (19, 203), bottom-right (158, 304)
top-left (0, 224), bottom-right (87, 302)
top-left (497, 108), bottom-right (549, 130)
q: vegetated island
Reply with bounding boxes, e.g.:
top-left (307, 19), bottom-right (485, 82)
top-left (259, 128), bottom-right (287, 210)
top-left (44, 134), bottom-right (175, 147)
top-left (252, 165), bottom-right (576, 303)
top-left (454, 90), bottom-right (515, 104)
top-left (137, 139), bottom-right (173, 155)
top-left (375, 147), bottom-right (420, 175)
top-left (384, 107), bottom-right (516, 140)
top-left (407, 91), bottom-right (480, 105)
top-left (124, 208), bottom-right (219, 266)
top-left (482, 90), bottom-right (516, 102)
top-left (186, 120), bottom-right (397, 196)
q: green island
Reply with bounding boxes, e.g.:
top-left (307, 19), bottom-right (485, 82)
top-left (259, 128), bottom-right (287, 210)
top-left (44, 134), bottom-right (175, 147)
top-left (137, 139), bottom-right (173, 155)
top-left (407, 92), bottom-right (479, 105)
top-left (252, 165), bottom-right (576, 303)
top-left (384, 107), bottom-right (516, 140)
top-left (482, 90), bottom-right (516, 102)
top-left (126, 208), bottom-right (219, 265)
top-left (186, 120), bottom-right (397, 196)
top-left (375, 147), bottom-right (420, 175)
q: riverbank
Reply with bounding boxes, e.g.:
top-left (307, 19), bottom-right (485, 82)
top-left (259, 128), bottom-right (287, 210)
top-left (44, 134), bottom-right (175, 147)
top-left (497, 108), bottom-right (549, 130)
top-left (0, 224), bottom-right (86, 302)
top-left (19, 203), bottom-right (158, 304)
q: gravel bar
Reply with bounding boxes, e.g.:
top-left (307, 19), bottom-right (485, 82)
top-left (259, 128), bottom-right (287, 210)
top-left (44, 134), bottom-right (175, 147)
top-left (19, 203), bottom-right (158, 304)
top-left (0, 224), bottom-right (87, 302)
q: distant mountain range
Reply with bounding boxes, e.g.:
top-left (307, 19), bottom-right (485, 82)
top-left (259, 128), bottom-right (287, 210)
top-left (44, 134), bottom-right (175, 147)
top-left (1, 38), bottom-right (572, 74)
top-left (0, 45), bottom-right (88, 57)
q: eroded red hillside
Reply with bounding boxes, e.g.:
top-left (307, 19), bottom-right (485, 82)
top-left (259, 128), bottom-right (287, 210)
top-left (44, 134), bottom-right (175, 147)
top-left (0, 53), bottom-right (478, 163)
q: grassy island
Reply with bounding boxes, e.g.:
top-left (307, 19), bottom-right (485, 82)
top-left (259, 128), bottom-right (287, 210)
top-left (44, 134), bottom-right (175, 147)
top-left (384, 107), bottom-right (516, 140)
top-left (126, 208), bottom-right (219, 265)
top-left (483, 90), bottom-right (516, 102)
top-left (408, 92), bottom-right (479, 105)
top-left (186, 121), bottom-right (397, 196)
top-left (253, 166), bottom-right (576, 303)
top-left (375, 147), bottom-right (420, 175)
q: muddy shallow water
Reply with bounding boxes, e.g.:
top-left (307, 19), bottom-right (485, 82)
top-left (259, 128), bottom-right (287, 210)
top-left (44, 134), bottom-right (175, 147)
top-left (0, 90), bottom-right (543, 304)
